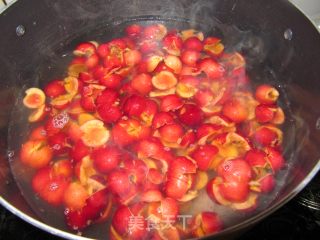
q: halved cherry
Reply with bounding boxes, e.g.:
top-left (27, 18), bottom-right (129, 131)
top-left (97, 105), bottom-right (122, 124)
top-left (255, 84), bottom-right (279, 104)
top-left (48, 132), bottom-right (69, 155)
top-left (152, 71), bottom-right (178, 90)
top-left (169, 156), bottom-right (197, 176)
top-left (152, 112), bottom-right (175, 129)
top-left (95, 88), bottom-right (119, 107)
top-left (183, 36), bottom-right (203, 51)
top-left (164, 55), bottom-right (182, 74)
top-left (160, 94), bottom-right (183, 112)
top-left (252, 126), bottom-right (278, 147)
top-left (176, 75), bottom-right (199, 98)
top-left (65, 120), bottom-right (83, 143)
top-left (141, 189), bottom-right (163, 202)
top-left (198, 58), bottom-right (225, 79)
top-left (44, 80), bottom-right (66, 98)
top-left (255, 104), bottom-right (276, 123)
top-left (191, 212), bottom-right (223, 237)
top-left (164, 175), bottom-right (191, 200)
top-left (80, 119), bottom-right (110, 147)
top-left (180, 129), bottom-right (196, 148)
top-left (123, 95), bottom-right (147, 117)
top-left (52, 159), bottom-right (73, 179)
top-left (181, 49), bottom-right (201, 67)
top-left (64, 76), bottom-right (79, 96)
top-left (28, 104), bottom-right (47, 123)
top-left (29, 126), bottom-right (47, 141)
top-left (111, 205), bottom-right (148, 240)
top-left (191, 145), bottom-right (219, 171)
top-left (99, 73), bottom-right (123, 89)
top-left (264, 147), bottom-right (285, 172)
top-left (222, 98), bottom-right (249, 123)
top-left (80, 95), bottom-right (96, 112)
top-left (108, 168), bottom-right (132, 196)
top-left (244, 149), bottom-right (268, 168)
top-left (20, 140), bottom-right (53, 169)
top-left (159, 123), bottom-right (184, 143)
top-left (196, 123), bottom-right (221, 142)
top-left (73, 42), bottom-right (96, 57)
top-left (143, 24), bottom-right (167, 40)
top-left (124, 49), bottom-right (142, 66)
top-left (51, 94), bottom-right (73, 110)
top-left (259, 174), bottom-right (276, 193)
top-left (140, 99), bottom-right (158, 126)
top-left (112, 118), bottom-right (150, 146)
top-left (32, 167), bottom-right (69, 206)
top-left (135, 137), bottom-right (163, 159)
top-left (162, 32), bottom-right (183, 55)
top-left (69, 140), bottom-right (90, 163)
top-left (68, 57), bottom-right (87, 77)
top-left (23, 88), bottom-right (46, 109)
top-left (203, 37), bottom-right (224, 57)
top-left (131, 73), bottom-right (153, 95)
top-left (272, 107), bottom-right (285, 125)
top-left (91, 146), bottom-right (121, 173)
top-left (63, 182), bottom-right (89, 210)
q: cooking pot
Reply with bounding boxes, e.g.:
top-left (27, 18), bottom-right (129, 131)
top-left (0, 0), bottom-right (320, 239)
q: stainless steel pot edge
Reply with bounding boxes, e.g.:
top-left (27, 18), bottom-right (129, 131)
top-left (0, 197), bottom-right (94, 240)
top-left (289, 0), bottom-right (320, 31)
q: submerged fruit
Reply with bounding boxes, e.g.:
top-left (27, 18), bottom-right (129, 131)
top-left (19, 23), bottom-right (287, 239)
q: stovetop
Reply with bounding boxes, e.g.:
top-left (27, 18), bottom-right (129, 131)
top-left (1, 173), bottom-right (320, 240)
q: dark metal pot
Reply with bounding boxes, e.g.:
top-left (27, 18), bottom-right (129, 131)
top-left (0, 0), bottom-right (320, 239)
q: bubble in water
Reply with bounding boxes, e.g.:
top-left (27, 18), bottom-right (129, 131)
top-left (49, 182), bottom-right (59, 191)
top-left (284, 29), bottom-right (293, 41)
top-left (7, 150), bottom-right (14, 158)
top-left (16, 25), bottom-right (26, 37)
top-left (52, 144), bottom-right (61, 150)
top-left (53, 112), bottom-right (69, 129)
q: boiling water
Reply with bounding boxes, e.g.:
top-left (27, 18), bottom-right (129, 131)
top-left (7, 17), bottom-right (303, 239)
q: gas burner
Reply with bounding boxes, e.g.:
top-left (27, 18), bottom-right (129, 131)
top-left (296, 173), bottom-right (320, 211)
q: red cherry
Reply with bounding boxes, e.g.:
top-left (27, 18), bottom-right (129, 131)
top-left (178, 104), bottom-right (203, 127)
top-left (152, 112), bottom-right (175, 129)
top-left (44, 80), bottom-right (65, 98)
top-left (198, 58), bottom-right (225, 79)
top-left (97, 105), bottom-right (122, 124)
top-left (191, 144), bottom-right (219, 171)
top-left (219, 180), bottom-right (249, 202)
top-left (131, 73), bottom-right (153, 95)
top-left (70, 140), bottom-right (90, 163)
top-left (183, 37), bottom-right (203, 51)
top-left (92, 146), bottom-right (121, 173)
top-left (99, 74), bottom-right (123, 89)
top-left (96, 89), bottom-right (119, 107)
top-left (181, 50), bottom-right (201, 66)
top-left (160, 94), bottom-right (184, 112)
top-left (123, 95), bottom-right (147, 117)
top-left (217, 159), bottom-right (252, 183)
top-left (159, 123), bottom-right (184, 143)
top-left (108, 169), bottom-right (132, 196)
top-left (222, 99), bottom-right (248, 123)
top-left (125, 24), bottom-right (142, 38)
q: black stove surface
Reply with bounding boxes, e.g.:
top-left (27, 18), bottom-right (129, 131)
top-left (1, 174), bottom-right (320, 240)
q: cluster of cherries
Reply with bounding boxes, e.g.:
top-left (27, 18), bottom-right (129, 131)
top-left (20, 23), bottom-right (285, 239)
